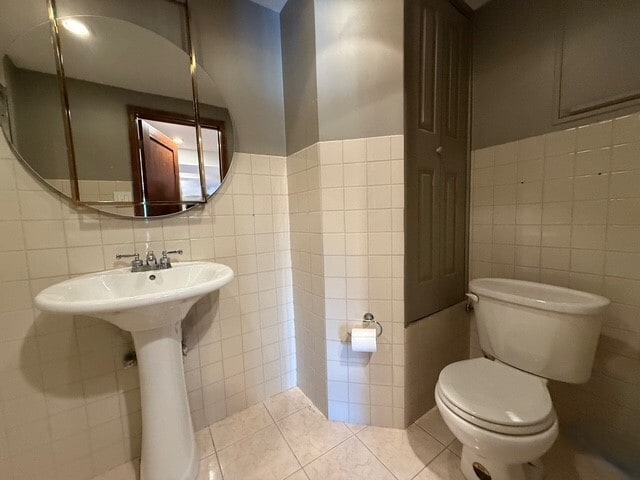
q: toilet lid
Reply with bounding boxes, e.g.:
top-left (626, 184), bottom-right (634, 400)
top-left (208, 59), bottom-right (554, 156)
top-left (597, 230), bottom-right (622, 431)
top-left (438, 358), bottom-right (554, 431)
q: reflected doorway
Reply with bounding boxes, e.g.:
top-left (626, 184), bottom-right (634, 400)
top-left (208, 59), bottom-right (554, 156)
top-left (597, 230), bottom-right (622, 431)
top-left (128, 105), bottom-right (229, 216)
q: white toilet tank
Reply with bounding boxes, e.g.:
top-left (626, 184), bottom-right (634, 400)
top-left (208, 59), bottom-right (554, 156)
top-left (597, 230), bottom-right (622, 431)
top-left (469, 278), bottom-right (610, 383)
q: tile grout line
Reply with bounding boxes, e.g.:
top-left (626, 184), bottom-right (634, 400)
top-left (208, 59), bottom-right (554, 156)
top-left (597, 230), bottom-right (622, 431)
top-left (203, 426), bottom-right (225, 480)
top-left (602, 124), bottom-right (614, 297)
top-left (210, 403), bottom-right (275, 451)
top-left (267, 397), bottom-right (367, 471)
top-left (269, 390), bottom-right (369, 472)
top-left (210, 402), bottom-right (277, 479)
top-left (408, 434), bottom-right (460, 480)
top-left (263, 391), bottom-right (308, 475)
top-left (407, 445), bottom-right (454, 480)
top-left (353, 428), bottom-right (403, 480)
top-left (357, 420), bottom-right (452, 480)
top-left (410, 418), bottom-right (449, 449)
top-left (299, 434), bottom-right (362, 476)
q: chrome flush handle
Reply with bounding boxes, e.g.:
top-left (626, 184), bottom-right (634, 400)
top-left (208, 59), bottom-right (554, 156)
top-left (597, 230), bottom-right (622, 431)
top-left (465, 292), bottom-right (479, 312)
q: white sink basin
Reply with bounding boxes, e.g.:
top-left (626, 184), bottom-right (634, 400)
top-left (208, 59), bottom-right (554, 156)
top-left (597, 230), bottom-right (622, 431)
top-left (35, 261), bottom-right (234, 331)
top-left (35, 261), bottom-right (234, 480)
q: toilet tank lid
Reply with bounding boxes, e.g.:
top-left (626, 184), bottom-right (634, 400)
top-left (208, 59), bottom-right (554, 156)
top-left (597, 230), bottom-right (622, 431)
top-left (469, 278), bottom-right (609, 315)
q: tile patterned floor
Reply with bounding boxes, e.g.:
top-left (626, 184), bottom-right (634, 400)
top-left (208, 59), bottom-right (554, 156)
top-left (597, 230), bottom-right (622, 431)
top-left (92, 388), bottom-right (632, 480)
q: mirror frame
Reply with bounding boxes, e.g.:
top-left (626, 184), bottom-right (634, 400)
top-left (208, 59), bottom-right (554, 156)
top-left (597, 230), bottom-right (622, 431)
top-left (5, 0), bottom-right (218, 217)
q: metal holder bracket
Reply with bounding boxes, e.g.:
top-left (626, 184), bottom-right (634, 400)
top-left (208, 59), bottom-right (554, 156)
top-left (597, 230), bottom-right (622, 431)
top-left (347, 312), bottom-right (383, 339)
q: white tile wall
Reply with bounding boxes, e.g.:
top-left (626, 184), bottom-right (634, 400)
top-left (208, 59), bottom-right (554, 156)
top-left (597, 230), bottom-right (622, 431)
top-left (469, 112), bottom-right (640, 473)
top-left (0, 135), bottom-right (295, 480)
top-left (287, 135), bottom-right (406, 428)
top-left (287, 143), bottom-right (328, 414)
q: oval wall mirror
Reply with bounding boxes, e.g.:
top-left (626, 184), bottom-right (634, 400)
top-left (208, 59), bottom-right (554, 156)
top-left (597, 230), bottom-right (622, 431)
top-left (0, 0), bottom-right (235, 218)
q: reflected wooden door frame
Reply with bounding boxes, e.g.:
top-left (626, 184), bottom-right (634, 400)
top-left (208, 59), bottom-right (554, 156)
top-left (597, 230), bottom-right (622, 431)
top-left (136, 121), bottom-right (182, 217)
top-left (127, 105), bottom-right (230, 214)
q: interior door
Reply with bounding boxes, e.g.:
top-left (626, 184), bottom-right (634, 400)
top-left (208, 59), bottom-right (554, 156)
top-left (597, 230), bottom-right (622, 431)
top-left (134, 120), bottom-right (182, 216)
top-left (405, 0), bottom-right (470, 323)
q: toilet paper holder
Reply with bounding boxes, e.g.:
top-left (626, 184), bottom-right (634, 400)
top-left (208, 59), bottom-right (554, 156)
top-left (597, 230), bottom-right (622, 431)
top-left (347, 312), bottom-right (383, 339)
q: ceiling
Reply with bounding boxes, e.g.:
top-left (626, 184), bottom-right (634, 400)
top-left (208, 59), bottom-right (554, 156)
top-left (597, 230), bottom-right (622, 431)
top-left (464, 0), bottom-right (492, 10)
top-left (248, 0), bottom-right (492, 13)
top-left (249, 0), bottom-right (288, 13)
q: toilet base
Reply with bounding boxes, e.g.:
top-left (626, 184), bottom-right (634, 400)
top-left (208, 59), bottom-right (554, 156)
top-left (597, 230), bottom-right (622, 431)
top-left (460, 446), bottom-right (544, 480)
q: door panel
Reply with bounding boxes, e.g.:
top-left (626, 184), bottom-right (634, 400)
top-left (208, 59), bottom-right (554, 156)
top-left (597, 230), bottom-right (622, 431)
top-left (438, 5), bottom-right (469, 310)
top-left (406, 0), bottom-right (443, 322)
top-left (135, 121), bottom-right (182, 216)
top-left (419, 4), bottom-right (438, 133)
top-left (418, 170), bottom-right (436, 282)
top-left (442, 23), bottom-right (462, 138)
top-left (442, 171), bottom-right (456, 276)
top-left (405, 0), bottom-right (470, 323)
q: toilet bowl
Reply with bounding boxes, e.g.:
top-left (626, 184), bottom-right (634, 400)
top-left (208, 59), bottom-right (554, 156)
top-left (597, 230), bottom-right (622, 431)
top-left (435, 278), bottom-right (609, 480)
top-left (435, 358), bottom-right (558, 480)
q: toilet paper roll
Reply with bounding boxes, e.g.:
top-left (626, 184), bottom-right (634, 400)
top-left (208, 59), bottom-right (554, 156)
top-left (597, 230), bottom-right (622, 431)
top-left (350, 328), bottom-right (377, 352)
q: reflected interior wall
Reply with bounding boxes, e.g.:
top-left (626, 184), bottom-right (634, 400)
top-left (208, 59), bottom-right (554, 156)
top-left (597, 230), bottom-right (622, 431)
top-left (7, 66), bottom-right (232, 181)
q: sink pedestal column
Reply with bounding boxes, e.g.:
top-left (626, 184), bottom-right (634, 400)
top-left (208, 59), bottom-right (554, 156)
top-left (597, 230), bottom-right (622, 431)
top-left (132, 321), bottom-right (199, 480)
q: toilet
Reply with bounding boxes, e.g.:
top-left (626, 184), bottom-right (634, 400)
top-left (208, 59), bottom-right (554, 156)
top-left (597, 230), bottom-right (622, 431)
top-left (435, 278), bottom-right (610, 480)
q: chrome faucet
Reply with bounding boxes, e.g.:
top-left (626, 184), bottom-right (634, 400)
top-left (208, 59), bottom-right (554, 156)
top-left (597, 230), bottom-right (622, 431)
top-left (116, 249), bottom-right (182, 272)
top-left (159, 250), bottom-right (183, 269)
top-left (145, 250), bottom-right (158, 268)
top-left (115, 253), bottom-right (145, 272)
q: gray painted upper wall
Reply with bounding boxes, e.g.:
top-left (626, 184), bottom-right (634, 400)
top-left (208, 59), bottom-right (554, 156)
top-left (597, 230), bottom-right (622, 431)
top-left (472, 0), bottom-right (556, 149)
top-left (314, 0), bottom-right (404, 142)
top-left (191, 0), bottom-right (286, 156)
top-left (5, 58), bottom-right (68, 179)
top-left (472, 0), bottom-right (640, 149)
top-left (281, 0), bottom-right (319, 155)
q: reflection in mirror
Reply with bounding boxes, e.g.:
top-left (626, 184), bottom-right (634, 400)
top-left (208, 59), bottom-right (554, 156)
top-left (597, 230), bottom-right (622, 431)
top-left (57, 14), bottom-right (233, 216)
top-left (0, 1), bottom-right (235, 218)
top-left (1, 9), bottom-right (72, 196)
top-left (196, 68), bottom-right (233, 198)
top-left (127, 106), bottom-right (228, 216)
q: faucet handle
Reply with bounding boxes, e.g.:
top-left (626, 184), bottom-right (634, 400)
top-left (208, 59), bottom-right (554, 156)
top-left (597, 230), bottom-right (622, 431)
top-left (115, 253), bottom-right (143, 270)
top-left (116, 252), bottom-right (139, 260)
top-left (159, 249), bottom-right (183, 269)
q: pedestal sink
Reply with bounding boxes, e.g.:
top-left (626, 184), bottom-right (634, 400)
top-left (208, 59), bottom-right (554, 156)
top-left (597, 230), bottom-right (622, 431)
top-left (35, 261), bottom-right (234, 480)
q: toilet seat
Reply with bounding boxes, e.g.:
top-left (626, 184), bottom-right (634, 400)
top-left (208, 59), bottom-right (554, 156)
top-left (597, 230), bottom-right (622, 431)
top-left (436, 358), bottom-right (556, 436)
